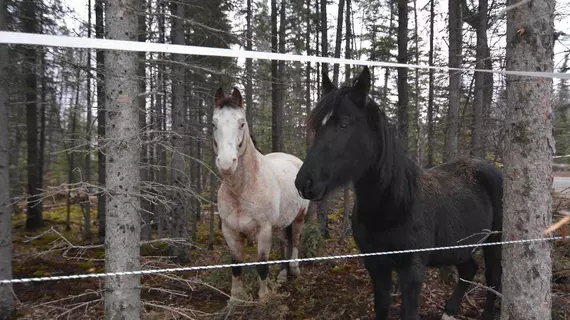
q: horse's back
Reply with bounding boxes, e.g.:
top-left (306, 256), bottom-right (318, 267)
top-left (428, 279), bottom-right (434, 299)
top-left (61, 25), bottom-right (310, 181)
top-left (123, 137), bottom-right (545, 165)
top-left (264, 152), bottom-right (304, 169)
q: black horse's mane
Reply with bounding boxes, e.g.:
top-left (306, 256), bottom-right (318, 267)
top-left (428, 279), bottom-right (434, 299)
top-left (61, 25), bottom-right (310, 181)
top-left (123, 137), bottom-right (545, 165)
top-left (308, 85), bottom-right (420, 210)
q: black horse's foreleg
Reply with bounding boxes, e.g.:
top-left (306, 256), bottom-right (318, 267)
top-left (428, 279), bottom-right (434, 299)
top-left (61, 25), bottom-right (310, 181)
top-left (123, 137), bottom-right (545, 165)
top-left (397, 258), bottom-right (426, 320)
top-left (364, 257), bottom-right (393, 320)
top-left (443, 258), bottom-right (478, 318)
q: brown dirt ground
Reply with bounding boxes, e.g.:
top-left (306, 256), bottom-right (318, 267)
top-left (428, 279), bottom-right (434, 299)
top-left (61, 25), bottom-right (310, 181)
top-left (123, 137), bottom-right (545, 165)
top-left (9, 193), bottom-right (570, 320)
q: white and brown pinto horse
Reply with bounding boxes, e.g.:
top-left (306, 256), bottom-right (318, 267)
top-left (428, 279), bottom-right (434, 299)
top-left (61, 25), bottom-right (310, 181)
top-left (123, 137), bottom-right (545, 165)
top-left (212, 87), bottom-right (310, 300)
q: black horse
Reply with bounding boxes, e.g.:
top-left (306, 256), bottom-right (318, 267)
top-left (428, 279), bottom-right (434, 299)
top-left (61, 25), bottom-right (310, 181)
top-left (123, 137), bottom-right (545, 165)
top-left (295, 66), bottom-right (503, 320)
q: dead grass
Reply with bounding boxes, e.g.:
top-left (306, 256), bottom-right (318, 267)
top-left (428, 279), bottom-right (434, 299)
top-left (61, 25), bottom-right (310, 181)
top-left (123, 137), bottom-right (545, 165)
top-left (9, 193), bottom-right (570, 319)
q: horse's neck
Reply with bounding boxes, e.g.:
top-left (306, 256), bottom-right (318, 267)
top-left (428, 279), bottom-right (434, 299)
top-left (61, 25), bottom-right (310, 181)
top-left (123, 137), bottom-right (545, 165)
top-left (221, 137), bottom-right (262, 196)
top-left (353, 155), bottom-right (420, 218)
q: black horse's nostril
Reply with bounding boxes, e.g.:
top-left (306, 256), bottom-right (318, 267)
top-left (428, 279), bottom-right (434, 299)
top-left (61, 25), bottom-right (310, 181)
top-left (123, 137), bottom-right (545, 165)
top-left (305, 178), bottom-right (313, 189)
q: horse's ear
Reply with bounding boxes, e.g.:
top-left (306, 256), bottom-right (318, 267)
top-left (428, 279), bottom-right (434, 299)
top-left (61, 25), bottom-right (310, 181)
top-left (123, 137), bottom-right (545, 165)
top-left (214, 87), bottom-right (225, 108)
top-left (231, 87), bottom-right (243, 108)
top-left (322, 72), bottom-right (336, 94)
top-left (353, 66), bottom-right (371, 97)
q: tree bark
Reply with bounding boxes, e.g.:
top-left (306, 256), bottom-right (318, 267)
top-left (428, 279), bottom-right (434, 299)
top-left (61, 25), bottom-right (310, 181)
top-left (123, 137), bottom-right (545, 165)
top-left (23, 0), bottom-right (43, 230)
top-left (96, 0), bottom-right (106, 241)
top-left (245, 0), bottom-right (253, 133)
top-left (104, 0), bottom-right (141, 316)
top-left (305, 0), bottom-right (311, 149)
top-left (501, 0), bottom-right (555, 318)
top-left (169, 0), bottom-right (189, 261)
top-left (332, 0), bottom-right (345, 85)
top-left (397, 0), bottom-right (409, 151)
top-left (444, 0), bottom-right (462, 162)
top-left (466, 0), bottom-right (490, 158)
top-left (139, 0), bottom-right (152, 241)
top-left (426, 0), bottom-right (435, 167)
top-left (83, 0), bottom-right (93, 241)
top-left (0, 0), bottom-right (14, 316)
top-left (320, 0), bottom-right (328, 74)
top-left (341, 0), bottom-right (352, 240)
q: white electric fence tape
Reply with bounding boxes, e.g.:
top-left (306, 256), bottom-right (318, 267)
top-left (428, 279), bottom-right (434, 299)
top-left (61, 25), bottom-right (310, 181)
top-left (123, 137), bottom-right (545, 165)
top-left (1, 31), bottom-right (570, 80)
top-left (0, 235), bottom-right (562, 284)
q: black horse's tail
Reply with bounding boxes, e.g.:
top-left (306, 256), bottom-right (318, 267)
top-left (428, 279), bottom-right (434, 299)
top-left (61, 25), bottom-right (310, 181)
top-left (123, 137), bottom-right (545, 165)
top-left (476, 163), bottom-right (503, 317)
top-left (477, 164), bottom-right (504, 240)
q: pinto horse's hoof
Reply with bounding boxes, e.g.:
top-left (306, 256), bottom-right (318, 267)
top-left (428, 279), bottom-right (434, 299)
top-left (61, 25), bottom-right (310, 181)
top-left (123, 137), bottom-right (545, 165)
top-left (289, 264), bottom-right (300, 277)
top-left (441, 314), bottom-right (458, 320)
top-left (277, 269), bottom-right (288, 283)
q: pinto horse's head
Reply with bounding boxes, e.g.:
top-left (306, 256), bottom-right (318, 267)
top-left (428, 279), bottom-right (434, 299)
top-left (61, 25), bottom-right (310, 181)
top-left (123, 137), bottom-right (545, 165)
top-left (212, 87), bottom-right (249, 176)
top-left (295, 66), bottom-right (382, 201)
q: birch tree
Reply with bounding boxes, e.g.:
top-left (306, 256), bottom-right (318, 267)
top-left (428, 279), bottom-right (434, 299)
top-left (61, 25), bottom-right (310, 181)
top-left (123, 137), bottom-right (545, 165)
top-left (104, 0), bottom-right (141, 317)
top-left (0, 0), bottom-right (14, 316)
top-left (501, 0), bottom-right (555, 318)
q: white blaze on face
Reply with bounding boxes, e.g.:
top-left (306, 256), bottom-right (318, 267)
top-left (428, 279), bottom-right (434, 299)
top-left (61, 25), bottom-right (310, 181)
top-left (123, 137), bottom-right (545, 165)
top-left (321, 111), bottom-right (333, 127)
top-left (212, 107), bottom-right (246, 175)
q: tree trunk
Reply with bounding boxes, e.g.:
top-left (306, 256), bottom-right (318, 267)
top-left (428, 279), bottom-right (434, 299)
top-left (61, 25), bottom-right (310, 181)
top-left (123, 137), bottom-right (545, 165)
top-left (305, 0), bottom-right (311, 149)
top-left (341, 0), bottom-right (352, 240)
top-left (426, 0), bottom-right (435, 168)
top-left (383, 0), bottom-right (395, 100)
top-left (169, 0), bottom-right (189, 261)
top-left (83, 0), bottom-right (93, 242)
top-left (413, 0), bottom-right (421, 163)
top-left (39, 56), bottom-right (47, 198)
top-left (96, 0), bottom-right (106, 241)
top-left (444, 0), bottom-right (462, 162)
top-left (397, 0), bottom-right (409, 151)
top-left (320, 0), bottom-right (328, 74)
top-left (155, 0), bottom-right (166, 238)
top-left (501, 0), bottom-right (555, 318)
top-left (67, 78), bottom-right (81, 232)
top-left (271, 0), bottom-right (284, 152)
top-left (332, 0), bottom-right (345, 85)
top-left (316, 0), bottom-right (329, 238)
top-left (0, 0), bottom-right (14, 315)
top-left (23, 0), bottom-right (43, 230)
top-left (468, 0), bottom-right (490, 158)
top-left (245, 0), bottom-right (253, 132)
top-left (139, 0), bottom-right (152, 241)
top-left (104, 0), bottom-right (141, 316)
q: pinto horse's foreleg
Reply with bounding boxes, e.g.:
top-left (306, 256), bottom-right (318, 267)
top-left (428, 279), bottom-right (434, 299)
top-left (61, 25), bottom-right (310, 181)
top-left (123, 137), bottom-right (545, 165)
top-left (397, 257), bottom-right (426, 320)
top-left (277, 226), bottom-right (292, 283)
top-left (256, 224), bottom-right (273, 299)
top-left (289, 207), bottom-right (307, 277)
top-left (221, 222), bottom-right (246, 300)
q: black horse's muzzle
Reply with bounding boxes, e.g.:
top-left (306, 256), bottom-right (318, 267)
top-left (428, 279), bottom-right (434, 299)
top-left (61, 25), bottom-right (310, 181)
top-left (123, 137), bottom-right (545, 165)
top-left (295, 171), bottom-right (327, 201)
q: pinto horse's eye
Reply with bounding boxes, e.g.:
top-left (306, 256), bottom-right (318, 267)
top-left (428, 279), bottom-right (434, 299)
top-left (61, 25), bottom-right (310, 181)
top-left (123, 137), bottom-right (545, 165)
top-left (240, 122), bottom-right (245, 129)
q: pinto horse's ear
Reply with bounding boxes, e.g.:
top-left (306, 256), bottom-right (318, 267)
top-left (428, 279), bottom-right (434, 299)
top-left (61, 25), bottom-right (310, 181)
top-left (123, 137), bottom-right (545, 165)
top-left (231, 87), bottom-right (243, 108)
top-left (353, 66), bottom-right (371, 97)
top-left (214, 87), bottom-right (225, 108)
top-left (322, 72), bottom-right (336, 94)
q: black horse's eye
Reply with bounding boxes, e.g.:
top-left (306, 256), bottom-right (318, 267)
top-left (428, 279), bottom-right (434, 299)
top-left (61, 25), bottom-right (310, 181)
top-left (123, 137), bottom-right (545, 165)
top-left (339, 122), bottom-right (349, 129)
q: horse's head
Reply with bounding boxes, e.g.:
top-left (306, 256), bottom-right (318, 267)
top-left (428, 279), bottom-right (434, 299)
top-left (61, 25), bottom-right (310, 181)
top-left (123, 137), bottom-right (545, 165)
top-left (212, 87), bottom-right (249, 176)
top-left (296, 66), bottom-right (380, 201)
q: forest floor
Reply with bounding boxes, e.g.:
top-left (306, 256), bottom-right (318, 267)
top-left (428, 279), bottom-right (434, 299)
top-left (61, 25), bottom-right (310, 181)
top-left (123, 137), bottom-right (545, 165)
top-left (8, 190), bottom-right (570, 320)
